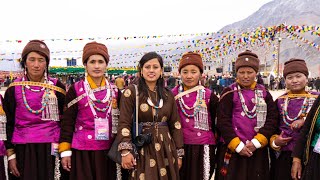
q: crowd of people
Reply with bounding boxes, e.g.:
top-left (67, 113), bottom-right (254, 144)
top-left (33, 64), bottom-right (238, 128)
top-left (0, 40), bottom-right (320, 180)
top-left (163, 71), bottom-right (320, 95)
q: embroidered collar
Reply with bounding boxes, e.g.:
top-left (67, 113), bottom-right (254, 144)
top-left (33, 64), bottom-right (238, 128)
top-left (278, 92), bottom-right (318, 99)
top-left (287, 90), bottom-right (309, 95)
top-left (183, 86), bottom-right (191, 91)
top-left (87, 75), bottom-right (106, 89)
top-left (236, 79), bottom-right (257, 90)
top-left (280, 92), bottom-right (316, 126)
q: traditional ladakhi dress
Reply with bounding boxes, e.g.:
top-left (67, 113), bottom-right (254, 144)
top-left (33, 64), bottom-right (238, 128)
top-left (117, 85), bottom-right (184, 180)
top-left (59, 77), bottom-right (119, 180)
top-left (216, 82), bottom-right (278, 180)
top-left (3, 76), bottom-right (66, 180)
top-left (270, 91), bottom-right (319, 180)
top-left (0, 95), bottom-right (8, 180)
top-left (172, 85), bottom-right (218, 180)
top-left (292, 95), bottom-right (320, 180)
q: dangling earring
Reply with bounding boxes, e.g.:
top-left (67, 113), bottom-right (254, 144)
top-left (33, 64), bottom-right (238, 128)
top-left (85, 68), bottom-right (88, 78)
top-left (179, 81), bottom-right (183, 92)
top-left (305, 85), bottom-right (309, 92)
top-left (160, 73), bottom-right (163, 79)
top-left (199, 79), bottom-right (202, 86)
top-left (305, 81), bottom-right (309, 92)
top-left (140, 73), bottom-right (143, 78)
top-left (24, 68), bottom-right (27, 76)
top-left (44, 69), bottom-right (48, 83)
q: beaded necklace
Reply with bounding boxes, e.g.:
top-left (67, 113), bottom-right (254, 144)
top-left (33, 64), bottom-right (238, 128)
top-left (21, 76), bottom-right (60, 121)
top-left (146, 89), bottom-right (162, 135)
top-left (25, 85), bottom-right (45, 92)
top-left (179, 90), bottom-right (198, 110)
top-left (84, 79), bottom-right (110, 104)
top-left (88, 98), bottom-right (111, 112)
top-left (91, 85), bottom-right (109, 93)
top-left (178, 85), bottom-right (203, 118)
top-left (84, 78), bottom-right (112, 113)
top-left (237, 85), bottom-right (258, 119)
top-left (177, 85), bottom-right (209, 130)
top-left (147, 90), bottom-right (163, 109)
top-left (281, 95), bottom-right (310, 126)
top-left (22, 85), bottom-right (49, 114)
top-left (22, 76), bottom-right (45, 92)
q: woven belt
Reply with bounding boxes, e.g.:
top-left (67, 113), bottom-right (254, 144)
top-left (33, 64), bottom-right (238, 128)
top-left (9, 81), bottom-right (66, 95)
top-left (67, 93), bottom-right (86, 108)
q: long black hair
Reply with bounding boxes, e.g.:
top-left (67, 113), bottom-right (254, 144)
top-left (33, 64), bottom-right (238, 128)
top-left (138, 52), bottom-right (166, 102)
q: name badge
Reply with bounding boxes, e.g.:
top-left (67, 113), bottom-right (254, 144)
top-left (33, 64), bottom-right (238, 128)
top-left (95, 117), bottom-right (109, 140)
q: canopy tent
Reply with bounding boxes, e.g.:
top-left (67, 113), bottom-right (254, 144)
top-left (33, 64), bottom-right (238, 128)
top-left (48, 66), bottom-right (137, 75)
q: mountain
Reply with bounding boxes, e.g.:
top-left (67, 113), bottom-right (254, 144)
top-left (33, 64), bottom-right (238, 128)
top-left (220, 0), bottom-right (320, 77)
top-left (222, 0), bottom-right (320, 31)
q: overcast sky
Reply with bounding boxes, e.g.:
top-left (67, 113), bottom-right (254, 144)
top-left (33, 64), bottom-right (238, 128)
top-left (0, 0), bottom-right (273, 40)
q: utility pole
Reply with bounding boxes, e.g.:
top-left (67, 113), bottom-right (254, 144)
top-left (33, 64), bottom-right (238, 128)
top-left (264, 56), bottom-right (267, 75)
top-left (274, 29), bottom-right (285, 78)
top-left (277, 36), bottom-right (282, 78)
top-left (275, 23), bottom-right (287, 78)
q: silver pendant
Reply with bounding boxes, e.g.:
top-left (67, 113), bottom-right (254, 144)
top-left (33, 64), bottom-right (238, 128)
top-left (241, 111), bottom-right (245, 117)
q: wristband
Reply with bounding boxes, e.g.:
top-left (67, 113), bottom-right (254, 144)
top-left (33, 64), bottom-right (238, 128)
top-left (121, 151), bottom-right (130, 157)
top-left (60, 150), bottom-right (72, 158)
top-left (251, 138), bottom-right (262, 149)
top-left (235, 142), bottom-right (245, 153)
top-left (272, 140), bottom-right (280, 148)
top-left (8, 154), bottom-right (16, 161)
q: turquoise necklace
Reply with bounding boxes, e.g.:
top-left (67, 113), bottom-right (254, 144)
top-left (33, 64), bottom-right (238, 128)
top-left (22, 85), bottom-right (49, 114)
top-left (177, 85), bottom-right (203, 118)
